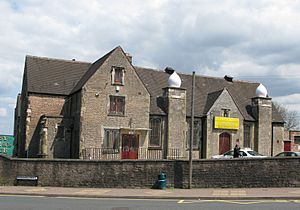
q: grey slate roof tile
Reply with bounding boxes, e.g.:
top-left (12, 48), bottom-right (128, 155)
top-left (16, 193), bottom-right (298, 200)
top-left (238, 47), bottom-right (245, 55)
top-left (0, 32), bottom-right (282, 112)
top-left (135, 67), bottom-right (284, 123)
top-left (25, 55), bottom-right (91, 95)
top-left (23, 51), bottom-right (284, 123)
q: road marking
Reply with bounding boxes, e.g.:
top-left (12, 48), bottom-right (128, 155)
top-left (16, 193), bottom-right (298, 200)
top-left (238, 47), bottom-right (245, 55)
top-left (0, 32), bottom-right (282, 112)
top-left (55, 196), bottom-right (102, 200)
top-left (0, 194), bottom-right (45, 198)
top-left (178, 199), bottom-right (300, 205)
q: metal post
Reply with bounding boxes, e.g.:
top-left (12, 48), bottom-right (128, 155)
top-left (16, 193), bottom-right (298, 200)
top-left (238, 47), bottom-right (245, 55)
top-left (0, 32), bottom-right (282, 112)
top-left (188, 71), bottom-right (195, 189)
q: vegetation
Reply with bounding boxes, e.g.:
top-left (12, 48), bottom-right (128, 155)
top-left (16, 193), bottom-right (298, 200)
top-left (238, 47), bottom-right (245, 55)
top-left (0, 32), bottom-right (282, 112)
top-left (273, 102), bottom-right (300, 131)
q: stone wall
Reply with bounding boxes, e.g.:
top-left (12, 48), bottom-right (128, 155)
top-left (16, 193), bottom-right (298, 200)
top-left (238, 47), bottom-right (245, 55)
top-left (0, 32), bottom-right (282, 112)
top-left (272, 124), bottom-right (285, 156)
top-left (78, 48), bottom-right (150, 154)
top-left (252, 97), bottom-right (272, 156)
top-left (1, 155), bottom-right (300, 188)
top-left (206, 89), bottom-right (244, 158)
top-left (25, 94), bottom-right (66, 157)
top-left (164, 87), bottom-right (187, 158)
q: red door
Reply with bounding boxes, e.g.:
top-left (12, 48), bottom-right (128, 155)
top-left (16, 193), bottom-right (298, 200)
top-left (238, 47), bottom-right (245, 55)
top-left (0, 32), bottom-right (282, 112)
top-left (122, 134), bottom-right (139, 159)
top-left (219, 133), bottom-right (231, 154)
top-left (284, 141), bottom-right (291, 151)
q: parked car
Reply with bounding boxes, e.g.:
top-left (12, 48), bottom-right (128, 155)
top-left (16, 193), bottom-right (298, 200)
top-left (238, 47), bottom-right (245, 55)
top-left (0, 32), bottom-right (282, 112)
top-left (211, 148), bottom-right (267, 159)
top-left (275, 151), bottom-right (300, 157)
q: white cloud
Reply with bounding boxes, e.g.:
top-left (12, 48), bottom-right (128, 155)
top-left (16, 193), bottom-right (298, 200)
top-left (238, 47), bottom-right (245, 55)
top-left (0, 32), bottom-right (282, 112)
top-left (0, 108), bottom-right (7, 117)
top-left (273, 94), bottom-right (300, 118)
top-left (1, 0), bottom-right (300, 133)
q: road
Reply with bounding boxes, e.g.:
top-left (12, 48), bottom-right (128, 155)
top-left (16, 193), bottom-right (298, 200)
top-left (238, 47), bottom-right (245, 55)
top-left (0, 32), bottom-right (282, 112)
top-left (0, 195), bottom-right (300, 210)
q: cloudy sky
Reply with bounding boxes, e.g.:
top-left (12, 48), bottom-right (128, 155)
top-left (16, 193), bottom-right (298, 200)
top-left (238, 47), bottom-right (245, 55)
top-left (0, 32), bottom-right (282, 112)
top-left (1, 0), bottom-right (300, 134)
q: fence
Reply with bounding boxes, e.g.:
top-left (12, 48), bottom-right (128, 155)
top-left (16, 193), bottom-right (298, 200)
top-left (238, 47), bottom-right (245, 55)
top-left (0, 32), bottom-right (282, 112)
top-left (82, 148), bottom-right (184, 160)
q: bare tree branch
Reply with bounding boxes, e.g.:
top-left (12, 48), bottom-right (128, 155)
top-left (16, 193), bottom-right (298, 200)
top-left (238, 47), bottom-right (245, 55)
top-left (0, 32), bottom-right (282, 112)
top-left (273, 102), bottom-right (300, 131)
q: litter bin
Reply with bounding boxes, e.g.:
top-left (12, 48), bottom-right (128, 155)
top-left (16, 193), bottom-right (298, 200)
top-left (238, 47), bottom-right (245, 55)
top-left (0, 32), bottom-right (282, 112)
top-left (158, 172), bottom-right (167, 189)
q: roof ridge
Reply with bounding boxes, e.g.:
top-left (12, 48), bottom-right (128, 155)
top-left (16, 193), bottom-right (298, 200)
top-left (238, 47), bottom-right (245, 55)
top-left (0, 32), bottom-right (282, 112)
top-left (70, 46), bottom-right (119, 94)
top-left (135, 66), bottom-right (258, 84)
top-left (134, 66), bottom-right (162, 72)
top-left (25, 55), bottom-right (91, 64)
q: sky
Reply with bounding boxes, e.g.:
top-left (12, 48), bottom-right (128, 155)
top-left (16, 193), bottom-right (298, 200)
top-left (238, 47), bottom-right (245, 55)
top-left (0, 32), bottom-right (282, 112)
top-left (1, 0), bottom-right (300, 135)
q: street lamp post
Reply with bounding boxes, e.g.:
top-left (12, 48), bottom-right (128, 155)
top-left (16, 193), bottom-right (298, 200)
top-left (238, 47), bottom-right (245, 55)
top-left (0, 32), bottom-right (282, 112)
top-left (188, 71), bottom-right (195, 189)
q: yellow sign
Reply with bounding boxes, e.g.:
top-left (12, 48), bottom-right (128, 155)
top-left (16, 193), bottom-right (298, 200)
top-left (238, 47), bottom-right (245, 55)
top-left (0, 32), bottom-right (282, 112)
top-left (214, 117), bottom-right (239, 130)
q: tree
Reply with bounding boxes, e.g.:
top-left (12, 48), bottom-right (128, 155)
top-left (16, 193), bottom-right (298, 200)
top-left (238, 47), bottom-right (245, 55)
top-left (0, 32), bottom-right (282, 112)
top-left (273, 102), bottom-right (300, 131)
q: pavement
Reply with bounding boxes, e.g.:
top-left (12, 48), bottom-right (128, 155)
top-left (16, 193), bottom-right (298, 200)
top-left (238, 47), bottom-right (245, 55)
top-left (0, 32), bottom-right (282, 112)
top-left (1, 186), bottom-right (300, 200)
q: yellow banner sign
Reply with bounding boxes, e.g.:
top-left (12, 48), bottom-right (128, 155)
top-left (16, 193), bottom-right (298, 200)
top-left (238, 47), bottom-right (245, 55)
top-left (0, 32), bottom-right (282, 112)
top-left (214, 117), bottom-right (239, 130)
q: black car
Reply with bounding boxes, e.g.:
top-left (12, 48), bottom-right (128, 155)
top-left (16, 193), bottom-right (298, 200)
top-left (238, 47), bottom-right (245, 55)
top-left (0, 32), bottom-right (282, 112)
top-left (275, 151), bottom-right (300, 157)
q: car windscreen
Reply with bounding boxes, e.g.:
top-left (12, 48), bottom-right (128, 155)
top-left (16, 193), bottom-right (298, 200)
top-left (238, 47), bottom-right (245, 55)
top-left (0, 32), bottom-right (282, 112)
top-left (247, 150), bottom-right (263, 156)
top-left (224, 151), bottom-right (234, 156)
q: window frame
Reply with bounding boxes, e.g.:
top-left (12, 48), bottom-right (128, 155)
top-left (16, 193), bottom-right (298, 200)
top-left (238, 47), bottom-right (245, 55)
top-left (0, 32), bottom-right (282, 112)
top-left (186, 119), bottom-right (202, 150)
top-left (294, 136), bottom-right (300, 144)
top-left (243, 123), bottom-right (251, 148)
top-left (56, 124), bottom-right (65, 140)
top-left (149, 117), bottom-right (162, 148)
top-left (103, 129), bottom-right (120, 153)
top-left (222, 108), bottom-right (230, 117)
top-left (109, 95), bottom-right (125, 116)
top-left (111, 66), bottom-right (125, 85)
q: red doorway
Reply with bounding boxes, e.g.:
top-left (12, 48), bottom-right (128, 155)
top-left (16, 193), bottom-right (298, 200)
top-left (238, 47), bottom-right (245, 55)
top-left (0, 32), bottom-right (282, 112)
top-left (219, 133), bottom-right (231, 154)
top-left (284, 141), bottom-right (291, 151)
top-left (122, 134), bottom-right (139, 159)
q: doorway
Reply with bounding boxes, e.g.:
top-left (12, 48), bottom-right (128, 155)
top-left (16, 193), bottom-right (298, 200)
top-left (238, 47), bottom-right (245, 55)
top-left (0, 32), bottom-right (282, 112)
top-left (121, 134), bottom-right (139, 159)
top-left (284, 141), bottom-right (291, 151)
top-left (219, 133), bottom-right (231, 154)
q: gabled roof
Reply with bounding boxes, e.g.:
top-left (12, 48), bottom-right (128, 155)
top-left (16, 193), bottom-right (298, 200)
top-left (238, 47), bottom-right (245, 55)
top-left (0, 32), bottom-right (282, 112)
top-left (25, 55), bottom-right (91, 95)
top-left (22, 47), bottom-right (284, 123)
top-left (203, 89), bottom-right (224, 115)
top-left (135, 67), bottom-right (284, 123)
top-left (70, 47), bottom-right (118, 94)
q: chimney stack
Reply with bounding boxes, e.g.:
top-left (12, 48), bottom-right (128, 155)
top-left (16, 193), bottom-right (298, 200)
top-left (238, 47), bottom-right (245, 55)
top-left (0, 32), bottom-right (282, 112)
top-left (125, 53), bottom-right (132, 64)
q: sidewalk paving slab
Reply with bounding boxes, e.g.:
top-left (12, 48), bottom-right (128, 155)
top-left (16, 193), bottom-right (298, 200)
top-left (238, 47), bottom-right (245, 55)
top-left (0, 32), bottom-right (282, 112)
top-left (0, 186), bottom-right (300, 200)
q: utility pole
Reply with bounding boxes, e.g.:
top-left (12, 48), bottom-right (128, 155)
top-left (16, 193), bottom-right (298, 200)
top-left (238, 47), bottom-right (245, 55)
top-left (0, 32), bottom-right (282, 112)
top-left (188, 71), bottom-right (195, 189)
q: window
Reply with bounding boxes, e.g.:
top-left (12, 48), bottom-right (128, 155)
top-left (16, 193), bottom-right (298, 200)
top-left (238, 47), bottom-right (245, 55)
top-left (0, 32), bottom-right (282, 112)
top-left (104, 129), bottom-right (120, 152)
top-left (244, 124), bottom-right (251, 148)
top-left (111, 66), bottom-right (124, 85)
top-left (56, 125), bottom-right (65, 139)
top-left (222, 109), bottom-right (230, 117)
top-left (109, 96), bottom-right (125, 116)
top-left (294, 136), bottom-right (300, 144)
top-left (186, 119), bottom-right (201, 149)
top-left (149, 118), bottom-right (162, 147)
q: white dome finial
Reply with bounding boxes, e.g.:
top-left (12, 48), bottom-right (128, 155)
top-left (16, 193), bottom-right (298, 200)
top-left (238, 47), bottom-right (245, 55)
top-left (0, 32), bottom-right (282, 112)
top-left (256, 83), bottom-right (268, 97)
top-left (168, 71), bottom-right (181, 88)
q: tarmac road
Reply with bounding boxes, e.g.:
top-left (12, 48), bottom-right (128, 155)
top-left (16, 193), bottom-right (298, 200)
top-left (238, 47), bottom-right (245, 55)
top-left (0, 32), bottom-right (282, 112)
top-left (0, 195), bottom-right (300, 210)
top-left (1, 186), bottom-right (300, 200)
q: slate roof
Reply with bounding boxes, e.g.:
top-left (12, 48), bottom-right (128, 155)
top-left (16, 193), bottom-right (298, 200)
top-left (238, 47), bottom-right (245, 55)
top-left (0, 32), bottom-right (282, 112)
top-left (70, 47), bottom-right (116, 94)
top-left (25, 55), bottom-right (91, 95)
top-left (203, 89), bottom-right (224, 115)
top-left (23, 51), bottom-right (284, 123)
top-left (135, 67), bottom-right (284, 123)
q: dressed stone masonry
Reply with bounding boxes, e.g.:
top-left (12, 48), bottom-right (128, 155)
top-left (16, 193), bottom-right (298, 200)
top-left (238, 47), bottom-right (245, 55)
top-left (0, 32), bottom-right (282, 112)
top-left (14, 46), bottom-right (285, 159)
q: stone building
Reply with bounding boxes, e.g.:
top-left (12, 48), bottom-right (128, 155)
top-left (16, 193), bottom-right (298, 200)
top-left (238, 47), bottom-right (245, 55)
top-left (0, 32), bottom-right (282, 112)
top-left (14, 46), bottom-right (285, 159)
top-left (287, 130), bottom-right (300, 152)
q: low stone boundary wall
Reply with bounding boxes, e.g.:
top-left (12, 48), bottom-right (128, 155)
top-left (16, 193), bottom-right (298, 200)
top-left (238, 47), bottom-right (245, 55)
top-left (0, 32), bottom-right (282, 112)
top-left (1, 155), bottom-right (299, 188)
